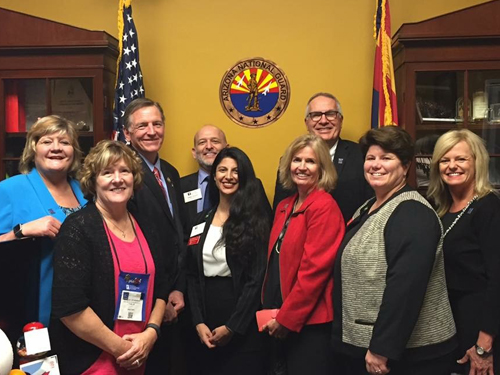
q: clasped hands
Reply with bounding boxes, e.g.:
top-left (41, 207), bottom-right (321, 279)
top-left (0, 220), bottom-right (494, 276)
top-left (365, 350), bottom-right (389, 375)
top-left (115, 328), bottom-right (157, 370)
top-left (196, 323), bottom-right (234, 349)
top-left (163, 290), bottom-right (185, 324)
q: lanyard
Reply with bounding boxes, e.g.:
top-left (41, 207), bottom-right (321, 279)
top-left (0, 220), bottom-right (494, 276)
top-left (275, 200), bottom-right (298, 254)
top-left (101, 212), bottom-right (148, 274)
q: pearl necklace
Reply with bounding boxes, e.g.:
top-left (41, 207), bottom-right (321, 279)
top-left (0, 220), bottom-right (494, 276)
top-left (443, 195), bottom-right (478, 238)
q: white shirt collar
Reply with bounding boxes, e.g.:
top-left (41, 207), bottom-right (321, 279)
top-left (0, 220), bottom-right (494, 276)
top-left (330, 139), bottom-right (339, 160)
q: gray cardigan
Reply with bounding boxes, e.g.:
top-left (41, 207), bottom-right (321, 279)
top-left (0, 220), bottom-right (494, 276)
top-left (339, 190), bottom-right (456, 360)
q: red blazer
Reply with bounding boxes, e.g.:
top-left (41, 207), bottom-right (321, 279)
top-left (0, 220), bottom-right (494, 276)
top-left (264, 189), bottom-right (345, 332)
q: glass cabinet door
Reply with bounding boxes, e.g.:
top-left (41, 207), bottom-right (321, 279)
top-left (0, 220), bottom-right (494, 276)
top-left (414, 70), bottom-right (500, 188)
top-left (3, 77), bottom-right (94, 179)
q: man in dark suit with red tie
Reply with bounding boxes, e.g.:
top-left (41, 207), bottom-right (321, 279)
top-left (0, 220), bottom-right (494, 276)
top-left (273, 92), bottom-right (373, 223)
top-left (123, 98), bottom-right (187, 374)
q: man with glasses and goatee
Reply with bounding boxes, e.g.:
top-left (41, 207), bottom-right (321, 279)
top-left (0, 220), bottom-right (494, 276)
top-left (272, 92), bottom-right (372, 223)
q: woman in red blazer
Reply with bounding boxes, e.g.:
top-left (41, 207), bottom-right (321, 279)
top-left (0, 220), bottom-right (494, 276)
top-left (262, 134), bottom-right (345, 375)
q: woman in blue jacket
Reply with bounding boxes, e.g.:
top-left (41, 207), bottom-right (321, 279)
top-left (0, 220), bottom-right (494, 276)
top-left (0, 115), bottom-right (86, 325)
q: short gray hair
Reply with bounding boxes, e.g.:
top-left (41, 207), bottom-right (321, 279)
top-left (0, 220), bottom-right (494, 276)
top-left (305, 92), bottom-right (343, 119)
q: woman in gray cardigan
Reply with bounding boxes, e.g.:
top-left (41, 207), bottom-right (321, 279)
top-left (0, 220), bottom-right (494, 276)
top-left (331, 126), bottom-right (456, 375)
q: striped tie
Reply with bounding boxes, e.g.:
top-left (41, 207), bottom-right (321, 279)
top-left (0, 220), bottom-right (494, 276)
top-left (153, 167), bottom-right (167, 199)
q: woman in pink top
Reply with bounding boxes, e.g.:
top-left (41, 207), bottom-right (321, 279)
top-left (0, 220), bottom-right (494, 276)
top-left (51, 140), bottom-right (169, 374)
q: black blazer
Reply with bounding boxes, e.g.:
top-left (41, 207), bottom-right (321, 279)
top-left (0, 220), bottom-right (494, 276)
top-left (186, 208), bottom-right (267, 335)
top-left (180, 172), bottom-right (199, 224)
top-left (181, 171), bottom-right (273, 226)
top-left (128, 154), bottom-right (188, 293)
top-left (273, 138), bottom-right (373, 223)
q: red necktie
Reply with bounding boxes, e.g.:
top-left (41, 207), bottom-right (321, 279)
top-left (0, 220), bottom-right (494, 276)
top-left (153, 167), bottom-right (167, 199)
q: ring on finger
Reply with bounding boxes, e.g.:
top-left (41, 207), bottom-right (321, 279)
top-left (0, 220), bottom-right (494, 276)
top-left (134, 359), bottom-right (140, 366)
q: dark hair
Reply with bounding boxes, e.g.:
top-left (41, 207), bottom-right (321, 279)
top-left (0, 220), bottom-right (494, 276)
top-left (359, 126), bottom-right (414, 166)
top-left (208, 147), bottom-right (270, 265)
top-left (123, 98), bottom-right (165, 131)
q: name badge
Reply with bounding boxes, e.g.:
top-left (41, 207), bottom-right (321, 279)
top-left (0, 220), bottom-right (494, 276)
top-left (117, 290), bottom-right (144, 321)
top-left (114, 272), bottom-right (150, 322)
top-left (190, 222), bottom-right (206, 237)
top-left (184, 188), bottom-right (202, 203)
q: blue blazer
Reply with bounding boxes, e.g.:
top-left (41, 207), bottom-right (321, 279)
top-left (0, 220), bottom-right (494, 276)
top-left (0, 168), bottom-right (86, 325)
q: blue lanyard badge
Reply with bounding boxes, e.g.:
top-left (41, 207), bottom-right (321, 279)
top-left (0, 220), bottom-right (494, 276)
top-left (101, 212), bottom-right (151, 322)
top-left (114, 271), bottom-right (150, 322)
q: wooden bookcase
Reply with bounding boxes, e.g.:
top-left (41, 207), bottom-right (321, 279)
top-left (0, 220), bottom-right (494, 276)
top-left (0, 7), bottom-right (119, 180)
top-left (392, 1), bottom-right (500, 189)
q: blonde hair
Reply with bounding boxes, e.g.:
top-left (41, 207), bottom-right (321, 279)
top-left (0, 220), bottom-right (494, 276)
top-left (428, 129), bottom-right (493, 216)
top-left (279, 134), bottom-right (337, 191)
top-left (19, 115), bottom-right (82, 177)
top-left (78, 140), bottom-right (143, 199)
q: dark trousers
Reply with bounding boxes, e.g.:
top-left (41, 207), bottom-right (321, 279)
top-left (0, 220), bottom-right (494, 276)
top-left (145, 306), bottom-right (194, 375)
top-left (196, 277), bottom-right (265, 375)
top-left (331, 351), bottom-right (454, 375)
top-left (449, 290), bottom-right (500, 374)
top-left (284, 323), bottom-right (332, 375)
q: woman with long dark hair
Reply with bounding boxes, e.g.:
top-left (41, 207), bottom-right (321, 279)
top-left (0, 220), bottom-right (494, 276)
top-left (186, 147), bottom-right (270, 375)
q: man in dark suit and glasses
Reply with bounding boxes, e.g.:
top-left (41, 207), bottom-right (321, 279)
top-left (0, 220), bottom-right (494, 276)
top-left (123, 98), bottom-right (187, 374)
top-left (273, 92), bottom-right (373, 223)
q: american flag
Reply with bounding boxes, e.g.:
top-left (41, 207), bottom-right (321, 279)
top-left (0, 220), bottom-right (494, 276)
top-left (112, 0), bottom-right (145, 141)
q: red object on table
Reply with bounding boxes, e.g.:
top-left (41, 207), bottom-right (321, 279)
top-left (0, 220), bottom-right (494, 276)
top-left (22, 322), bottom-right (44, 332)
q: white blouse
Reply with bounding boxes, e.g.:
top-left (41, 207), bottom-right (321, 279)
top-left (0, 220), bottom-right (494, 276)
top-left (202, 225), bottom-right (231, 277)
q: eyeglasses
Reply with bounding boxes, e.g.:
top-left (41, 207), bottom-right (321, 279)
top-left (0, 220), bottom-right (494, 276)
top-left (307, 110), bottom-right (342, 122)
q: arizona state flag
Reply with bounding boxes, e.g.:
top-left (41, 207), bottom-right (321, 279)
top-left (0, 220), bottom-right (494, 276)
top-left (112, 0), bottom-right (145, 141)
top-left (371, 0), bottom-right (398, 128)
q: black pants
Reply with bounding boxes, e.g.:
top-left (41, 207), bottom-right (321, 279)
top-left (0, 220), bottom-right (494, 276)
top-left (145, 309), bottom-right (192, 375)
top-left (197, 276), bottom-right (265, 375)
top-left (283, 323), bottom-right (332, 375)
top-left (449, 290), bottom-right (500, 374)
top-left (331, 351), bottom-right (454, 375)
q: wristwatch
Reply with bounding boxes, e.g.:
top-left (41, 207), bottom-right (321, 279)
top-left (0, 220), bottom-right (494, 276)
top-left (475, 344), bottom-right (493, 358)
top-left (13, 224), bottom-right (24, 239)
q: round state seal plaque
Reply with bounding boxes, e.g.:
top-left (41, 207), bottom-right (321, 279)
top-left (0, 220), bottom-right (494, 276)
top-left (220, 58), bottom-right (290, 128)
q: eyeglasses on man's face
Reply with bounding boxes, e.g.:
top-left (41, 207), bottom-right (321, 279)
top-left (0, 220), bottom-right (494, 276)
top-left (307, 110), bottom-right (342, 122)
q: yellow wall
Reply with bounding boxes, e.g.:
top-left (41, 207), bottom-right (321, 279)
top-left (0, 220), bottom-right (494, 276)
top-left (0, 0), bottom-right (489, 200)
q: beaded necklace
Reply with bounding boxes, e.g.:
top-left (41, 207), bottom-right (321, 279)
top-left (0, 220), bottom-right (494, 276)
top-left (443, 195), bottom-right (478, 238)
